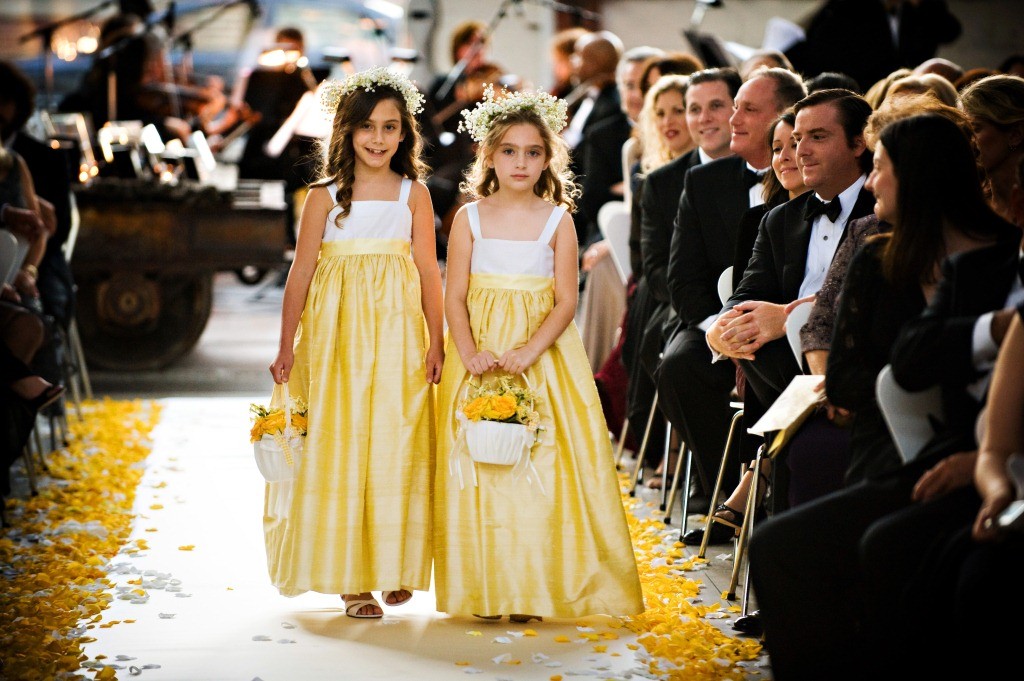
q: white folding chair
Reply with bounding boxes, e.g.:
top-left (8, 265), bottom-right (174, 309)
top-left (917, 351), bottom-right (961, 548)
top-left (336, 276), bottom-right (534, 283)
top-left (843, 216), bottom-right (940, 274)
top-left (785, 300), bottom-right (814, 370)
top-left (717, 266), bottom-right (734, 306)
top-left (875, 364), bottom-right (943, 463)
top-left (597, 200), bottom-right (632, 286)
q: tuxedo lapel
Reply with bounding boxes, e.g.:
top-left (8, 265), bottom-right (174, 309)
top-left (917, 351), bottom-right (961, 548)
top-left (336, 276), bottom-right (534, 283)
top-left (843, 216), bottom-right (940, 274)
top-left (782, 194), bottom-right (814, 297)
top-left (715, 158), bottom-right (752, 255)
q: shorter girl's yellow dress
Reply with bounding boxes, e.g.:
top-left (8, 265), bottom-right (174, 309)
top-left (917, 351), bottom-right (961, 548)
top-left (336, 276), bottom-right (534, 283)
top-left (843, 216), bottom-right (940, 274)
top-left (264, 178), bottom-right (433, 597)
top-left (434, 202), bottom-right (644, 618)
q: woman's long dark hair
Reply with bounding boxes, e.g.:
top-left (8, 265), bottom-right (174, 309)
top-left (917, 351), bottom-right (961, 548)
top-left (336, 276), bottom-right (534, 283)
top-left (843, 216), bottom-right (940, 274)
top-left (314, 84), bottom-right (428, 227)
top-left (762, 109), bottom-right (798, 206)
top-left (877, 113), bottom-right (1004, 289)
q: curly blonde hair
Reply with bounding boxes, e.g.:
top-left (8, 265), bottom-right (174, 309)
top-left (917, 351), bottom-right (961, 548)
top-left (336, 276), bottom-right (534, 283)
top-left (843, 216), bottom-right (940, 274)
top-left (459, 108), bottom-right (579, 211)
top-left (314, 84), bottom-right (429, 227)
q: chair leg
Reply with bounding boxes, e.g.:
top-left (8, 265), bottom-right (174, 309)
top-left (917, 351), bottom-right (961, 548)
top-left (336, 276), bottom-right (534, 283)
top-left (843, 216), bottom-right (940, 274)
top-left (663, 444), bottom-right (689, 528)
top-left (696, 408), bottom-right (744, 558)
top-left (21, 439), bottom-right (38, 497)
top-left (658, 423), bottom-right (673, 510)
top-left (614, 417), bottom-right (630, 470)
top-left (726, 443), bottom-right (766, 600)
top-left (628, 391), bottom-right (659, 496)
top-left (69, 318), bottom-right (93, 401)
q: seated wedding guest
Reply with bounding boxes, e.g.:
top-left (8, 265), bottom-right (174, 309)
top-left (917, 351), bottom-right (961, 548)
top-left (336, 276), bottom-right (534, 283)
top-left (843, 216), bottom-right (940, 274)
top-left (912, 56), bottom-right (964, 83)
top-left (886, 72), bottom-right (959, 106)
top-left (549, 27), bottom-right (590, 101)
top-left (597, 67), bottom-right (739, 459)
top-left (657, 68), bottom-right (805, 506)
top-left (804, 71), bottom-right (861, 94)
top-left (953, 67), bottom-right (999, 92)
top-left (748, 112), bottom-right (1018, 681)
top-left (638, 52), bottom-right (704, 99)
top-left (578, 46), bottom-right (663, 376)
top-left (1000, 53), bottom-right (1024, 78)
top-left (958, 74), bottom-right (1024, 224)
top-left (739, 50), bottom-right (794, 80)
top-left (689, 109), bottom-right (814, 532)
top-left (863, 67), bottom-right (913, 109)
top-left (1, 60), bottom-right (76, 393)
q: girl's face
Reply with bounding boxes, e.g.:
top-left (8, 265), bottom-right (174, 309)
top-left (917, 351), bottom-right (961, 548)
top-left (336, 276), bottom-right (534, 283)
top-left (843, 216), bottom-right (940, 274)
top-left (654, 89), bottom-right (690, 157)
top-left (866, 142), bottom-right (898, 224)
top-left (351, 98), bottom-right (404, 171)
top-left (488, 123), bottom-right (549, 192)
top-left (771, 121), bottom-right (805, 196)
top-left (970, 115), bottom-right (1016, 173)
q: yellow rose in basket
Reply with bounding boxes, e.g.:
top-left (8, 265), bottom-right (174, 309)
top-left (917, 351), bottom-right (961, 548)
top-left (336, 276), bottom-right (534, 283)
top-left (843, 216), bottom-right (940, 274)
top-left (249, 398), bottom-right (309, 442)
top-left (483, 394), bottom-right (518, 421)
top-left (462, 396), bottom-right (489, 421)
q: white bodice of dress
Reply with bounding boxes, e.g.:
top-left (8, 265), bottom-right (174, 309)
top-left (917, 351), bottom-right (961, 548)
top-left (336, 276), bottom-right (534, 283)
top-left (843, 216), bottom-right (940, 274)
top-left (322, 178), bottom-right (412, 242)
top-left (467, 202), bottom-right (565, 278)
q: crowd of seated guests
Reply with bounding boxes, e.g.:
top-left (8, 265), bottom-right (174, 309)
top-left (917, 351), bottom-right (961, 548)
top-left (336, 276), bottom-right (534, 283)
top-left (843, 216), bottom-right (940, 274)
top-left (1, 60), bottom-right (74, 515)
top-left (541, 8), bottom-right (1024, 672)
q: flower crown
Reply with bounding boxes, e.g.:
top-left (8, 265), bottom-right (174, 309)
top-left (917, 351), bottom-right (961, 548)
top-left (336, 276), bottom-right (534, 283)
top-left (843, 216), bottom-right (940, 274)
top-left (458, 84), bottom-right (568, 143)
top-left (320, 66), bottom-right (425, 116)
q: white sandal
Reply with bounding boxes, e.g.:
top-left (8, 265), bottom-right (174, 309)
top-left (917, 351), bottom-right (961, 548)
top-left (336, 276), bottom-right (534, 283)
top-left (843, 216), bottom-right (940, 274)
top-left (343, 595), bottom-right (383, 619)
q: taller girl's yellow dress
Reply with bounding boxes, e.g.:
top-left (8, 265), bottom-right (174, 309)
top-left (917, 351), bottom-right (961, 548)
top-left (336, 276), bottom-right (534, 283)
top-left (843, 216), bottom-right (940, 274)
top-left (434, 202), bottom-right (644, 618)
top-left (264, 178), bottom-right (433, 597)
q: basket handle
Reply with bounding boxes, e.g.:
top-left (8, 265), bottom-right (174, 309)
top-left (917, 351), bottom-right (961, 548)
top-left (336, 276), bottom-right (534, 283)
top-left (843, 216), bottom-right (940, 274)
top-left (282, 381), bottom-right (292, 438)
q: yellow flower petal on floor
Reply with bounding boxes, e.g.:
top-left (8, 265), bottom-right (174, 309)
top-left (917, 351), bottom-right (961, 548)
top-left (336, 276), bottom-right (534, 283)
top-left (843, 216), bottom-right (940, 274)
top-left (0, 399), bottom-right (160, 681)
top-left (553, 635), bottom-right (571, 643)
top-left (178, 545), bottom-right (195, 551)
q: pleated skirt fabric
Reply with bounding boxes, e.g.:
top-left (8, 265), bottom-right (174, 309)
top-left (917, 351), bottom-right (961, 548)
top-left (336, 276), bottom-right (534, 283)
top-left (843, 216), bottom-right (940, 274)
top-left (264, 241), bottom-right (434, 597)
top-left (434, 273), bottom-right (644, 618)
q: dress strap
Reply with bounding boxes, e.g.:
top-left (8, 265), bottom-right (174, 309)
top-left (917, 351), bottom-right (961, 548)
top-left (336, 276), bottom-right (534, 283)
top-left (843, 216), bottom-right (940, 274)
top-left (467, 202), bottom-right (483, 240)
top-left (398, 177), bottom-right (412, 204)
top-left (537, 205), bottom-right (566, 244)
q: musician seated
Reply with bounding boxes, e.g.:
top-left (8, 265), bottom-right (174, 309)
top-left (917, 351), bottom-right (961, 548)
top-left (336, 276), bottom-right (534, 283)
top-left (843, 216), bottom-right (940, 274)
top-left (59, 12), bottom-right (192, 143)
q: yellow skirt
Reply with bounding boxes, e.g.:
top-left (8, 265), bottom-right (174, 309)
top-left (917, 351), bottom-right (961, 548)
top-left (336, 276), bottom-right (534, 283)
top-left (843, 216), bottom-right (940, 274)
top-left (433, 273), bottom-right (644, 618)
top-left (264, 240), bottom-right (434, 597)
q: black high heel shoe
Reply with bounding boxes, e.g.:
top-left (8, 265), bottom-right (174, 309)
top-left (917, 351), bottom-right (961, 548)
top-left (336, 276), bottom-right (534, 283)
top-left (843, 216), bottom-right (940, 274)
top-left (23, 384), bottom-right (65, 413)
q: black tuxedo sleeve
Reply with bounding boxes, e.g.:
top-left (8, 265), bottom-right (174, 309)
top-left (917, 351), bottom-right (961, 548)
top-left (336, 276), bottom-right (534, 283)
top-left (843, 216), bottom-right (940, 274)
top-left (640, 173), bottom-right (672, 303)
top-left (668, 171), bottom-right (717, 325)
top-left (726, 209), bottom-right (779, 310)
top-left (890, 255), bottom-right (996, 392)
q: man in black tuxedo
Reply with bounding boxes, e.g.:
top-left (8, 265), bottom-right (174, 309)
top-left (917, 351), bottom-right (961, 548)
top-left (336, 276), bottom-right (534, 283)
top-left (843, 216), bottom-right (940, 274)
top-left (565, 31), bottom-right (627, 245)
top-left (655, 68), bottom-right (806, 509)
top-left (708, 89), bottom-right (875, 412)
top-left (748, 222), bottom-right (1022, 680)
top-left (624, 67), bottom-right (741, 475)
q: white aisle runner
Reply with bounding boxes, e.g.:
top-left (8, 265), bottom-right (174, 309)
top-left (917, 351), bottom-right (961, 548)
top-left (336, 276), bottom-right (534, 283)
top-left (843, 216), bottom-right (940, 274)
top-left (81, 397), bottom-right (649, 681)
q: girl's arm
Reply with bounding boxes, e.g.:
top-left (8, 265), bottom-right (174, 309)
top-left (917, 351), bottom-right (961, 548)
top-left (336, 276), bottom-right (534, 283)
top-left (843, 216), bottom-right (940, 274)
top-left (12, 158), bottom-right (46, 299)
top-left (269, 186), bottom-right (329, 383)
top-left (445, 206), bottom-right (496, 376)
top-left (498, 213), bottom-right (579, 375)
top-left (409, 180), bottom-right (445, 383)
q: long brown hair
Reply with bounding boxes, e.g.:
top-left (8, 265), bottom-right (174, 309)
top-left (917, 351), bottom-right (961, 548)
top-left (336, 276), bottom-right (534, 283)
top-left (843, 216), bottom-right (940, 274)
top-left (314, 84), bottom-right (428, 227)
top-left (876, 113), bottom-right (1005, 289)
top-left (460, 108), bottom-right (580, 211)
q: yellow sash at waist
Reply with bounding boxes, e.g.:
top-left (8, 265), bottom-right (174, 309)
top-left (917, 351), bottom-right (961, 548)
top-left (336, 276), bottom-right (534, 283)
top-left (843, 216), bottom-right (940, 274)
top-left (320, 239), bottom-right (411, 257)
top-left (470, 272), bottom-right (553, 292)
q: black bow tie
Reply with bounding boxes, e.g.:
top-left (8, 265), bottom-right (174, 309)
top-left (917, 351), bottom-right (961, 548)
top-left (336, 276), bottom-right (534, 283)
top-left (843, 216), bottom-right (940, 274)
top-left (743, 168), bottom-right (766, 190)
top-left (804, 195), bottom-right (843, 223)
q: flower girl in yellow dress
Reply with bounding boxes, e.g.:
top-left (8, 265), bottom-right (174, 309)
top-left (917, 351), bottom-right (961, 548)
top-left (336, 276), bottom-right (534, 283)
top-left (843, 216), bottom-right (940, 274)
top-left (266, 68), bottom-right (444, 619)
top-left (434, 86), bottom-right (644, 621)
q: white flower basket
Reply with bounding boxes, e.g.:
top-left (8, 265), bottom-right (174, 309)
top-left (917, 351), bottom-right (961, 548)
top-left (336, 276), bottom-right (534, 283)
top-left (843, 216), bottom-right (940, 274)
top-left (462, 418), bottom-right (534, 466)
top-left (253, 383), bottom-right (304, 482)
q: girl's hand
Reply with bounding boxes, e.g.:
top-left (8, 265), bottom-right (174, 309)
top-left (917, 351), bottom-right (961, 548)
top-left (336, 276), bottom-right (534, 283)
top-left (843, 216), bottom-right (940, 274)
top-left (269, 350), bottom-right (295, 384)
top-left (464, 350), bottom-right (497, 376)
top-left (425, 344), bottom-right (444, 384)
top-left (498, 346), bottom-right (539, 376)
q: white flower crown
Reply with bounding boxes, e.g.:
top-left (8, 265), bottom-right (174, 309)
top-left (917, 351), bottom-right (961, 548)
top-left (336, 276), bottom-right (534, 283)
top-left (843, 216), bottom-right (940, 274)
top-left (458, 84), bottom-right (568, 143)
top-left (320, 66), bottom-right (425, 116)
